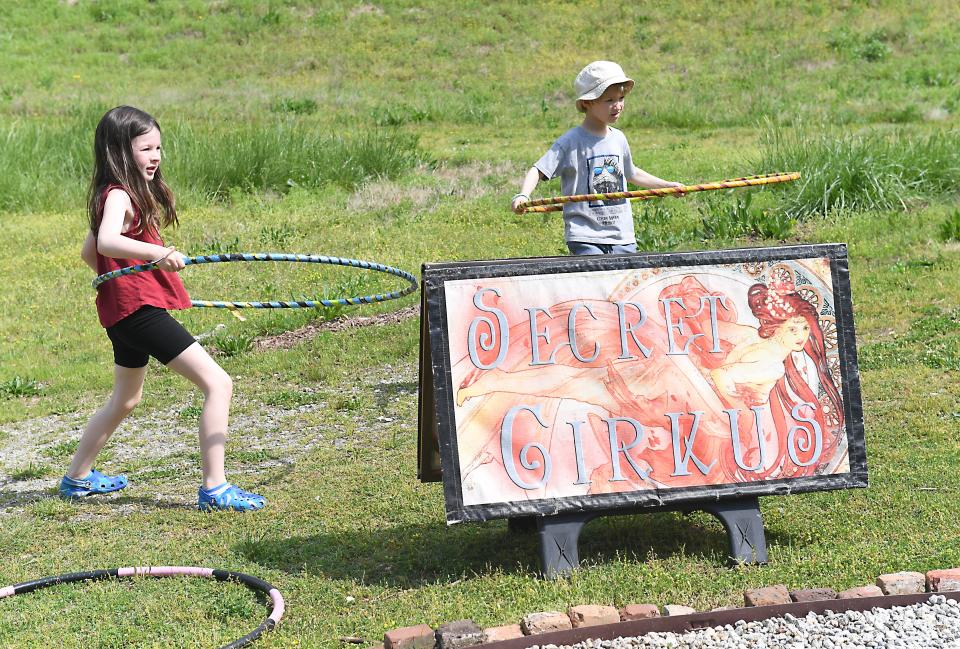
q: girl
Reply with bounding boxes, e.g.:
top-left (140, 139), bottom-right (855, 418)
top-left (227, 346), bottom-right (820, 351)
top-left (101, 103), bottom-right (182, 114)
top-left (61, 106), bottom-right (265, 512)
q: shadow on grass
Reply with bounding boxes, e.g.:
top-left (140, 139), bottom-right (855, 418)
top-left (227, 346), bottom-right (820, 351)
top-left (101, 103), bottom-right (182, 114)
top-left (0, 488), bottom-right (199, 512)
top-left (237, 510), bottom-right (797, 587)
top-left (0, 487), bottom-right (52, 508)
top-left (373, 381), bottom-right (419, 410)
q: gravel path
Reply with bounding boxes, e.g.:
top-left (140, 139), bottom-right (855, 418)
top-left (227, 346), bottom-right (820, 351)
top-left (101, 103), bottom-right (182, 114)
top-left (535, 596), bottom-right (960, 649)
top-left (0, 360), bottom-right (417, 515)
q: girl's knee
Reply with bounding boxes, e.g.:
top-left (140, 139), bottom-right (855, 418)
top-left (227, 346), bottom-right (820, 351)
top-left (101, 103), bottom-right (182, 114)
top-left (112, 393), bottom-right (142, 416)
top-left (205, 369), bottom-right (233, 399)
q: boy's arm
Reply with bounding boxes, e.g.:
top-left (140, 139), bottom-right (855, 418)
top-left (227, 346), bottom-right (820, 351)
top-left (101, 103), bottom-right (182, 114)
top-left (629, 166), bottom-right (683, 190)
top-left (81, 230), bottom-right (98, 271)
top-left (511, 166), bottom-right (547, 214)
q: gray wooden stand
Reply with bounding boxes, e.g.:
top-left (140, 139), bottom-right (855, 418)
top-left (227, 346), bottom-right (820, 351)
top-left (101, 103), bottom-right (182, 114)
top-left (514, 496), bottom-right (768, 578)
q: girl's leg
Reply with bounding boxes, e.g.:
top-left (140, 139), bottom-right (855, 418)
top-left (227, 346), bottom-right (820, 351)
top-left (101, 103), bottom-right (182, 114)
top-left (166, 342), bottom-right (232, 489)
top-left (67, 364), bottom-right (147, 479)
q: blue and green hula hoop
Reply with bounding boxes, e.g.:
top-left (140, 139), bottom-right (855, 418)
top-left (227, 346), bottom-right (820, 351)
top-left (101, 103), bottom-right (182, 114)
top-left (0, 565), bottom-right (284, 648)
top-left (92, 252), bottom-right (418, 310)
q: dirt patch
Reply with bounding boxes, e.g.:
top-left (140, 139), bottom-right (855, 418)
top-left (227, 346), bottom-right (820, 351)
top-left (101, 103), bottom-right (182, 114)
top-left (254, 304), bottom-right (419, 351)
top-left (347, 179), bottom-right (438, 213)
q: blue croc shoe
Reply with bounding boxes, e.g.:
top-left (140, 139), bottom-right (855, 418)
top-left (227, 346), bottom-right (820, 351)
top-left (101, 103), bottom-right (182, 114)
top-left (198, 483), bottom-right (266, 512)
top-left (59, 469), bottom-right (129, 498)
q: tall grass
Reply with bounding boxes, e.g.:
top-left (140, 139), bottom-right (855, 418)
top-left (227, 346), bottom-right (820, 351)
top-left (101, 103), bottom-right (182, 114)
top-left (0, 120), bottom-right (92, 213)
top-left (169, 123), bottom-right (425, 199)
top-left (756, 125), bottom-right (960, 218)
top-left (0, 117), bottom-right (425, 212)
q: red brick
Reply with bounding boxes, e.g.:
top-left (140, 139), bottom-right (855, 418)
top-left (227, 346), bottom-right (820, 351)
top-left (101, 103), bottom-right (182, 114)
top-left (481, 625), bottom-right (523, 642)
top-left (877, 571), bottom-right (924, 595)
top-left (619, 604), bottom-right (660, 621)
top-left (521, 611), bottom-right (572, 635)
top-left (837, 585), bottom-right (883, 599)
top-left (567, 604), bottom-right (619, 628)
top-left (927, 569), bottom-right (960, 593)
top-left (744, 584), bottom-right (791, 607)
top-left (789, 588), bottom-right (837, 602)
top-left (384, 624), bottom-right (435, 649)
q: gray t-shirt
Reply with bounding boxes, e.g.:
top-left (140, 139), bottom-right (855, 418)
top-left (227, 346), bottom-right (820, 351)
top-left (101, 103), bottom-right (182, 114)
top-left (535, 126), bottom-right (635, 245)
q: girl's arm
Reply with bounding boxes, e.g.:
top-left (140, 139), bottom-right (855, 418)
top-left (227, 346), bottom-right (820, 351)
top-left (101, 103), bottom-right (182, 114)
top-left (96, 189), bottom-right (185, 271)
top-left (81, 231), bottom-right (98, 271)
top-left (457, 364), bottom-right (621, 412)
top-left (511, 166), bottom-right (547, 214)
top-left (712, 357), bottom-right (784, 393)
top-left (629, 166), bottom-right (683, 190)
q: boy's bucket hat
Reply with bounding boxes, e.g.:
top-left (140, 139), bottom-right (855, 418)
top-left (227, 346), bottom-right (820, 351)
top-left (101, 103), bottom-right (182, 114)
top-left (574, 61), bottom-right (635, 101)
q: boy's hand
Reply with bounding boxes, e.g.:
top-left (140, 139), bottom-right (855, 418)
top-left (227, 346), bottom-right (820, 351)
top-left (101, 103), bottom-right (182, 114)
top-left (667, 181), bottom-right (685, 197)
top-left (511, 193), bottom-right (530, 214)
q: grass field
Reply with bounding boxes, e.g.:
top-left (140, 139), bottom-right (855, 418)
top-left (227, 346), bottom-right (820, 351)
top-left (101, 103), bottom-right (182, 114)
top-left (1, 1), bottom-right (960, 647)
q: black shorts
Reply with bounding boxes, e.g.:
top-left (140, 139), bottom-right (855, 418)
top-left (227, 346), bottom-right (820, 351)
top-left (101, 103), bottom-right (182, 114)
top-left (106, 306), bottom-right (196, 368)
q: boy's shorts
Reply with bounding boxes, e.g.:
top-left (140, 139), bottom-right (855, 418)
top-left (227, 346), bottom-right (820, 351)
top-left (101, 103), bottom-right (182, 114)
top-left (567, 241), bottom-right (638, 255)
top-left (106, 306), bottom-right (196, 368)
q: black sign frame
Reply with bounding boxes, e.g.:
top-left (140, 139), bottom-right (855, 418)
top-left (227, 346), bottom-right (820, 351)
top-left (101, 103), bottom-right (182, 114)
top-left (418, 244), bottom-right (867, 524)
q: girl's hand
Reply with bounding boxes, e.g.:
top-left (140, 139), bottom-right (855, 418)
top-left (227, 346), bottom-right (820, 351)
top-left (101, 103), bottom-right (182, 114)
top-left (155, 247), bottom-right (186, 272)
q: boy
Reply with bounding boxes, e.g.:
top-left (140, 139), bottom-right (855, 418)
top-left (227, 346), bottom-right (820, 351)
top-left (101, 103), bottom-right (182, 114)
top-left (511, 61), bottom-right (682, 255)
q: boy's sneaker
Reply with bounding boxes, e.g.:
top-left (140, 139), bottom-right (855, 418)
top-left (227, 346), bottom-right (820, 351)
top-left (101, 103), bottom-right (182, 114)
top-left (198, 483), bottom-right (266, 512)
top-left (59, 469), bottom-right (128, 498)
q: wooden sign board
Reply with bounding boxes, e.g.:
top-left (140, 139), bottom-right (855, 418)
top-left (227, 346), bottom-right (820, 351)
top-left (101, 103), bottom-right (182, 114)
top-left (418, 244), bottom-right (867, 524)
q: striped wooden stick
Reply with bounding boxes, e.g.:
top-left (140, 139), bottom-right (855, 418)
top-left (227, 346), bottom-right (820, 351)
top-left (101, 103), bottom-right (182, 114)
top-left (522, 172), bottom-right (800, 213)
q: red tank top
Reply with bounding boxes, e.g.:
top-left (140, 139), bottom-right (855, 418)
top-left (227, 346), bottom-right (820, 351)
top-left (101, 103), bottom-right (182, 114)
top-left (94, 185), bottom-right (192, 328)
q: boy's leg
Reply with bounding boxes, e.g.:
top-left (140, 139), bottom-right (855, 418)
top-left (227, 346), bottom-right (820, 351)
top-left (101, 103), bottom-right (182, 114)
top-left (567, 241), bottom-right (606, 255)
top-left (166, 342), bottom-right (232, 489)
top-left (67, 364), bottom-right (147, 479)
top-left (610, 243), bottom-right (638, 254)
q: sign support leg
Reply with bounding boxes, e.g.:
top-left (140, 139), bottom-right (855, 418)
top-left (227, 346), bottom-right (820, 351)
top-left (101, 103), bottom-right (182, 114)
top-left (529, 497), bottom-right (768, 578)
top-left (692, 496), bottom-right (768, 565)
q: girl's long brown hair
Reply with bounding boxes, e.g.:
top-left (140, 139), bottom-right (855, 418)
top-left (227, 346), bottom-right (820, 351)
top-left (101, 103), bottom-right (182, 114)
top-left (88, 106), bottom-right (177, 235)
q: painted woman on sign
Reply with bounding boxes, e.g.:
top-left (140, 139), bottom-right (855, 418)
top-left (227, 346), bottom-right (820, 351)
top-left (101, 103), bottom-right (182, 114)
top-left (455, 274), bottom-right (845, 497)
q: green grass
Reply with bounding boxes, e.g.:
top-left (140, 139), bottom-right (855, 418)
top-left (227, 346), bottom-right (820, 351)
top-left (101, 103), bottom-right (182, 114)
top-left (1, 1), bottom-right (960, 647)
top-left (756, 125), bottom-right (960, 218)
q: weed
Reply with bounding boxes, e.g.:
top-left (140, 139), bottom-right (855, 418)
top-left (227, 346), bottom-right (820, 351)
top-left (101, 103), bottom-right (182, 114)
top-left (828, 27), bottom-right (892, 62)
top-left (263, 389), bottom-right (319, 408)
top-left (260, 5), bottom-right (282, 26)
top-left (259, 224), bottom-right (296, 247)
top-left (10, 463), bottom-right (52, 481)
top-left (634, 203), bottom-right (683, 250)
top-left (331, 394), bottom-right (362, 411)
top-left (230, 449), bottom-right (278, 463)
top-left (270, 98), bottom-right (318, 115)
top-left (371, 104), bottom-right (430, 127)
top-left (41, 439), bottom-right (80, 460)
top-left (939, 209), bottom-right (960, 242)
top-left (179, 405), bottom-right (203, 421)
top-left (194, 236), bottom-right (243, 255)
top-left (0, 376), bottom-right (42, 398)
top-left (696, 193), bottom-right (795, 241)
top-left (213, 332), bottom-right (255, 357)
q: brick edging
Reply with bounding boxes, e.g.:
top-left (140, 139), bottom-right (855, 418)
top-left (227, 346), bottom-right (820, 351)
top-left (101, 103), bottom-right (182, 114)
top-left (374, 567), bottom-right (960, 649)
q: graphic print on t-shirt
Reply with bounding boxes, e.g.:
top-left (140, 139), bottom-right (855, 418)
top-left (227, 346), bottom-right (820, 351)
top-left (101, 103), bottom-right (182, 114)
top-left (586, 154), bottom-right (626, 208)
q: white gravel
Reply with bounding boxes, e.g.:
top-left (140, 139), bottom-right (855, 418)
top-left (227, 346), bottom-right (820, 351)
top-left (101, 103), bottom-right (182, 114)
top-left (534, 596), bottom-right (960, 649)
